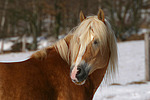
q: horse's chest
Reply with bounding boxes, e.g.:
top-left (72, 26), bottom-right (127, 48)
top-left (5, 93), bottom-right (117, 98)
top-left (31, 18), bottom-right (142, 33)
top-left (56, 86), bottom-right (90, 100)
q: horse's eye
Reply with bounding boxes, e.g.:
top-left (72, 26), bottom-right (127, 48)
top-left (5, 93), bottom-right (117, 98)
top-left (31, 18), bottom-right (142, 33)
top-left (93, 40), bottom-right (98, 45)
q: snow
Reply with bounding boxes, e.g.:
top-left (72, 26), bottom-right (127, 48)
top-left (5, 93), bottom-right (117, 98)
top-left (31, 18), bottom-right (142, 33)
top-left (138, 29), bottom-right (150, 35)
top-left (0, 41), bottom-right (13, 51)
top-left (0, 40), bottom-right (150, 100)
top-left (117, 41), bottom-right (145, 84)
top-left (38, 40), bottom-right (51, 49)
top-left (93, 40), bottom-right (150, 100)
top-left (0, 52), bottom-right (33, 62)
top-left (94, 83), bottom-right (150, 100)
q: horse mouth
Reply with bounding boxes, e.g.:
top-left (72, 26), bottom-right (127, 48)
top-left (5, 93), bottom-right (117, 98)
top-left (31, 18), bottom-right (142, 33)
top-left (72, 79), bottom-right (86, 85)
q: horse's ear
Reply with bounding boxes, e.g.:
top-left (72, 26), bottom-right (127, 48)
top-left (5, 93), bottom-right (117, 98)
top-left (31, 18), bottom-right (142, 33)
top-left (80, 11), bottom-right (86, 22)
top-left (97, 9), bottom-right (105, 22)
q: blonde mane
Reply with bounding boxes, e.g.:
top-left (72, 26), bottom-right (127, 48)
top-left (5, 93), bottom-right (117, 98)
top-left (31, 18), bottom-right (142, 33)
top-left (105, 19), bottom-right (118, 81)
top-left (31, 16), bottom-right (118, 80)
top-left (31, 37), bottom-right (70, 63)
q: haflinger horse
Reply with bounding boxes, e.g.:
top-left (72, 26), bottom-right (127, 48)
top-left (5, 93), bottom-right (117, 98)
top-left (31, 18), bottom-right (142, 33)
top-left (0, 9), bottom-right (118, 100)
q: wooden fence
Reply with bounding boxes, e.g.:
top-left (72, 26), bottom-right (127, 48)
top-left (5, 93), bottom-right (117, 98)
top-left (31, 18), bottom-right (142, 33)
top-left (145, 32), bottom-right (150, 81)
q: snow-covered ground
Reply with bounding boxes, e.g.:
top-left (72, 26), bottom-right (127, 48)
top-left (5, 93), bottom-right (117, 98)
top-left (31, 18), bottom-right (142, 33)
top-left (0, 40), bottom-right (150, 100)
top-left (94, 40), bottom-right (150, 100)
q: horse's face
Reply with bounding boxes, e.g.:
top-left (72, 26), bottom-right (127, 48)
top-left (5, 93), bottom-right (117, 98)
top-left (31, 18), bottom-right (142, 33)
top-left (70, 37), bottom-right (110, 85)
top-left (70, 9), bottom-right (110, 85)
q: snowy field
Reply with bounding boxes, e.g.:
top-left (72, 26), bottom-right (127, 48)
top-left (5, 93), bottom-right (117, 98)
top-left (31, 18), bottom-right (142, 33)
top-left (0, 40), bottom-right (150, 100)
top-left (94, 40), bottom-right (150, 100)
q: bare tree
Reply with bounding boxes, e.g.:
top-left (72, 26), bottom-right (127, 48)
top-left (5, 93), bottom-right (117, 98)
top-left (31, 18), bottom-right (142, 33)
top-left (101, 0), bottom-right (144, 40)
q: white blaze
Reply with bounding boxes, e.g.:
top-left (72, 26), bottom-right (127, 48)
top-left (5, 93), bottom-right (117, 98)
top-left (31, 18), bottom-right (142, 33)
top-left (74, 33), bottom-right (94, 67)
top-left (71, 30), bottom-right (95, 80)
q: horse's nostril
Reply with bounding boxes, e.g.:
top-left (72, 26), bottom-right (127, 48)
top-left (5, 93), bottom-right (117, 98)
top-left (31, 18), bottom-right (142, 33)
top-left (76, 66), bottom-right (87, 82)
top-left (77, 68), bottom-right (81, 75)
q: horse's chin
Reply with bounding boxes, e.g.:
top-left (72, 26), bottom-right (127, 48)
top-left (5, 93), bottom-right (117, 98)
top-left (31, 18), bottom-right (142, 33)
top-left (73, 80), bottom-right (86, 85)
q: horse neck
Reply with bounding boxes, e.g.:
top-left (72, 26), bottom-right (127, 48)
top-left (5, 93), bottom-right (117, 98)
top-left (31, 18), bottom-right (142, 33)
top-left (41, 47), bottom-right (69, 71)
top-left (41, 34), bottom-right (73, 70)
top-left (33, 46), bottom-right (107, 99)
top-left (88, 66), bottom-right (108, 93)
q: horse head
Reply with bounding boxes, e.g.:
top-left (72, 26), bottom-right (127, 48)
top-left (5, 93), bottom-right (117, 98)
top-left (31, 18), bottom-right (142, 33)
top-left (69, 9), bottom-right (118, 85)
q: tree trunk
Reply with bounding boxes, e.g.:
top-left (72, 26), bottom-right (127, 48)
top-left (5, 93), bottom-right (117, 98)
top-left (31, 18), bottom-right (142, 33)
top-left (31, 0), bottom-right (39, 50)
top-left (0, 0), bottom-right (8, 31)
top-left (0, 0), bottom-right (8, 53)
top-left (54, 0), bottom-right (62, 39)
top-left (22, 35), bottom-right (26, 52)
top-left (0, 39), bottom-right (4, 54)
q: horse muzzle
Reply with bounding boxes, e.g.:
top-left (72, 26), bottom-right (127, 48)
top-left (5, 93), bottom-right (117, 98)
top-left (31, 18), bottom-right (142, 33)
top-left (70, 63), bottom-right (90, 85)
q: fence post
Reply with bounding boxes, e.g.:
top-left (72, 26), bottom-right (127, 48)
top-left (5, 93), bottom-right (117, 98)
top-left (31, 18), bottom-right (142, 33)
top-left (145, 32), bottom-right (150, 81)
